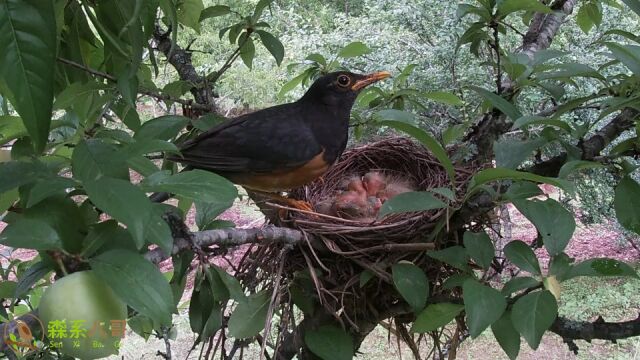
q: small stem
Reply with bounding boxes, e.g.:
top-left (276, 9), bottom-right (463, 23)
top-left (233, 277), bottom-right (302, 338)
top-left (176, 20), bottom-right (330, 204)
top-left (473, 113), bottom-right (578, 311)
top-left (490, 21), bottom-right (503, 94)
top-left (56, 57), bottom-right (211, 111)
top-left (55, 258), bottom-right (69, 276)
top-left (207, 32), bottom-right (251, 84)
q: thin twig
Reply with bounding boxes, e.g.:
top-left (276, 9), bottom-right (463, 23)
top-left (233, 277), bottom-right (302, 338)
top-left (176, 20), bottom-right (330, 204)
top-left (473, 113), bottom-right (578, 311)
top-left (206, 32), bottom-right (251, 84)
top-left (56, 57), bottom-right (210, 111)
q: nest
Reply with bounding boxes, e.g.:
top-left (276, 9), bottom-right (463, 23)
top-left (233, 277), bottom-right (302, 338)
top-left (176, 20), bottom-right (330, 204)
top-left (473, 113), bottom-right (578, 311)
top-left (287, 137), bottom-right (474, 243)
top-left (243, 137), bottom-right (480, 340)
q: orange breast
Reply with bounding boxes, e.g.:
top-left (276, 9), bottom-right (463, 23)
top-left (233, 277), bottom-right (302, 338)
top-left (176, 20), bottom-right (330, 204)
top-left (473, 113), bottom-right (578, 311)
top-left (229, 152), bottom-right (329, 192)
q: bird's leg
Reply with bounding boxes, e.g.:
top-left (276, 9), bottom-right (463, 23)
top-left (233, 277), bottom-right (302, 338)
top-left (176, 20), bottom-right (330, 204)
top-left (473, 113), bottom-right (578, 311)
top-left (255, 192), bottom-right (314, 212)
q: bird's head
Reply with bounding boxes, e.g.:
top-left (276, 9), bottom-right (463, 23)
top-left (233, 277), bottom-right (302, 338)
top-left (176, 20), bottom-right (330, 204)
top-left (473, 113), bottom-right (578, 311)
top-left (300, 71), bottom-right (391, 109)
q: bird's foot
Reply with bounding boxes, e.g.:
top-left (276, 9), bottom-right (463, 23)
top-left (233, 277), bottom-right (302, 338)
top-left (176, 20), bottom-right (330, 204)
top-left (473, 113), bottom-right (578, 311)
top-left (282, 198), bottom-right (314, 212)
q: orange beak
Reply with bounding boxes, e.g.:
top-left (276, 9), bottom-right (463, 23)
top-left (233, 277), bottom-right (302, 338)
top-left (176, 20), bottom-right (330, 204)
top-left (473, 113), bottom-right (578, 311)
top-left (351, 71), bottom-right (391, 91)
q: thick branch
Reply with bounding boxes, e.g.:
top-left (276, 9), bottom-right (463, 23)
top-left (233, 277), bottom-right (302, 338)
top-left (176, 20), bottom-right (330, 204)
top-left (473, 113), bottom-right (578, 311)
top-left (144, 225), bottom-right (304, 264)
top-left (152, 27), bottom-right (216, 111)
top-left (521, 0), bottom-right (578, 59)
top-left (530, 107), bottom-right (639, 177)
top-left (467, 0), bottom-right (578, 159)
top-left (550, 315), bottom-right (640, 342)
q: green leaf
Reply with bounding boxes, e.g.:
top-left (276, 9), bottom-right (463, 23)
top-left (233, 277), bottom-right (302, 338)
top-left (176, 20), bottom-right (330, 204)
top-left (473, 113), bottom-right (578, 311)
top-left (240, 35), bottom-right (255, 69)
top-left (501, 276), bottom-right (541, 295)
top-left (442, 124), bottom-right (467, 145)
top-left (427, 246), bottom-right (469, 271)
top-left (163, 80), bottom-right (191, 100)
top-left (513, 199), bottom-right (575, 256)
top-left (199, 5), bottom-right (230, 20)
top-left (90, 249), bottom-right (175, 326)
top-left (0, 281), bottom-right (17, 299)
top-left (53, 81), bottom-right (109, 110)
top-left (0, 0), bottom-right (56, 153)
top-left (305, 325), bottom-right (354, 360)
top-left (228, 291), bottom-right (270, 339)
top-left (411, 303), bottom-right (464, 333)
top-left (469, 86), bottom-right (523, 121)
top-left (463, 280), bottom-right (507, 338)
top-left (566, 258), bottom-right (639, 279)
top-left (338, 41), bottom-right (371, 58)
top-left (576, 3), bottom-right (594, 33)
top-left (257, 30), bottom-right (284, 66)
top-left (359, 270), bottom-right (374, 288)
top-left (491, 311), bottom-right (521, 360)
top-left (467, 168), bottom-right (574, 196)
top-left (558, 160), bottom-right (604, 179)
top-left (621, 0), bottom-right (640, 17)
top-left (119, 139), bottom-right (179, 159)
top-left (616, 175), bottom-right (640, 235)
top-left (25, 176), bottom-right (77, 208)
top-left (377, 120), bottom-right (455, 186)
top-left (463, 231), bottom-right (494, 270)
top-left (177, 0), bottom-right (204, 32)
top-left (195, 200), bottom-right (230, 230)
top-left (117, 68), bottom-right (138, 107)
top-left (392, 262), bottom-right (429, 313)
top-left (0, 116), bottom-right (26, 145)
top-left (113, 100), bottom-right (141, 131)
top-left (134, 115), bottom-right (189, 141)
top-left (442, 274), bottom-right (472, 290)
top-left (536, 63), bottom-right (606, 82)
top-left (378, 191), bottom-right (446, 218)
top-left (20, 196), bottom-right (87, 253)
top-left (192, 113), bottom-right (226, 131)
top-left (84, 177), bottom-right (153, 248)
top-left (0, 160), bottom-right (47, 194)
top-left (497, 0), bottom-right (551, 17)
top-left (278, 72), bottom-right (307, 98)
top-left (605, 42), bottom-right (640, 76)
top-left (456, 4), bottom-right (491, 20)
top-left (189, 270), bottom-right (222, 339)
top-left (0, 218), bottom-right (61, 250)
top-left (146, 204), bottom-right (174, 255)
top-left (303, 53), bottom-right (325, 66)
top-left (494, 137), bottom-right (548, 169)
top-left (14, 261), bottom-right (51, 298)
top-left (504, 181), bottom-right (543, 200)
top-left (128, 315), bottom-right (154, 341)
top-left (422, 91), bottom-right (463, 106)
top-left (141, 170), bottom-right (237, 204)
top-left (72, 139), bottom-right (129, 182)
top-left (253, 0), bottom-right (273, 20)
top-left (511, 290), bottom-right (557, 349)
top-left (212, 266), bottom-right (246, 302)
top-left (375, 109), bottom-right (416, 123)
top-left (585, 1), bottom-right (603, 27)
top-left (0, 188), bottom-right (18, 214)
top-left (504, 240), bottom-right (541, 275)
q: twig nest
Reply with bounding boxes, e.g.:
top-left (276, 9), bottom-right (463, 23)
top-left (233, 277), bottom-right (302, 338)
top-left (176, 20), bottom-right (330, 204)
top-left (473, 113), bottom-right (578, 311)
top-left (286, 137), bottom-right (474, 244)
top-left (249, 137), bottom-right (479, 330)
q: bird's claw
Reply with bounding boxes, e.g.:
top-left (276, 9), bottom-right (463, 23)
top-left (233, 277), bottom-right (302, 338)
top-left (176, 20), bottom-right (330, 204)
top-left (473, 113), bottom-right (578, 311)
top-left (286, 199), bottom-right (314, 212)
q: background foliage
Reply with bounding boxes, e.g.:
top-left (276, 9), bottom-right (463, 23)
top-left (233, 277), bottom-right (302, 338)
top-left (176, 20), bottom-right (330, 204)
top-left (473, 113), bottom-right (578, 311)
top-left (1, 0), bottom-right (640, 359)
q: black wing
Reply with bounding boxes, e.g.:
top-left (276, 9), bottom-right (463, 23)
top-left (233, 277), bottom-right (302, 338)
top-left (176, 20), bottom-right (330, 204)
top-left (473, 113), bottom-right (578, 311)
top-left (173, 103), bottom-right (322, 174)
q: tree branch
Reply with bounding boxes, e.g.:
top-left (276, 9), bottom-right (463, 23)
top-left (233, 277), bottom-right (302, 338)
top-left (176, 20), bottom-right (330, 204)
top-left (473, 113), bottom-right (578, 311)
top-left (56, 57), bottom-right (210, 111)
top-left (550, 315), bottom-right (640, 343)
top-left (467, 0), bottom-right (579, 159)
top-left (143, 225), bottom-right (304, 264)
top-left (529, 107), bottom-right (639, 177)
top-left (152, 26), bottom-right (217, 112)
top-left (521, 0), bottom-right (578, 59)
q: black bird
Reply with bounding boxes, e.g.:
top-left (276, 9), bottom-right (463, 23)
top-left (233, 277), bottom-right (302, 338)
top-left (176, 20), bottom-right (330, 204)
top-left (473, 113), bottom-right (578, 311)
top-left (169, 71), bottom-right (391, 209)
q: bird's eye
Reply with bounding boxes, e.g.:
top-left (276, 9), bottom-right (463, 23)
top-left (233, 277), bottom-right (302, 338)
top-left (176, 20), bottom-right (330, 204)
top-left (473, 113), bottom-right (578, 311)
top-left (337, 75), bottom-right (351, 87)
